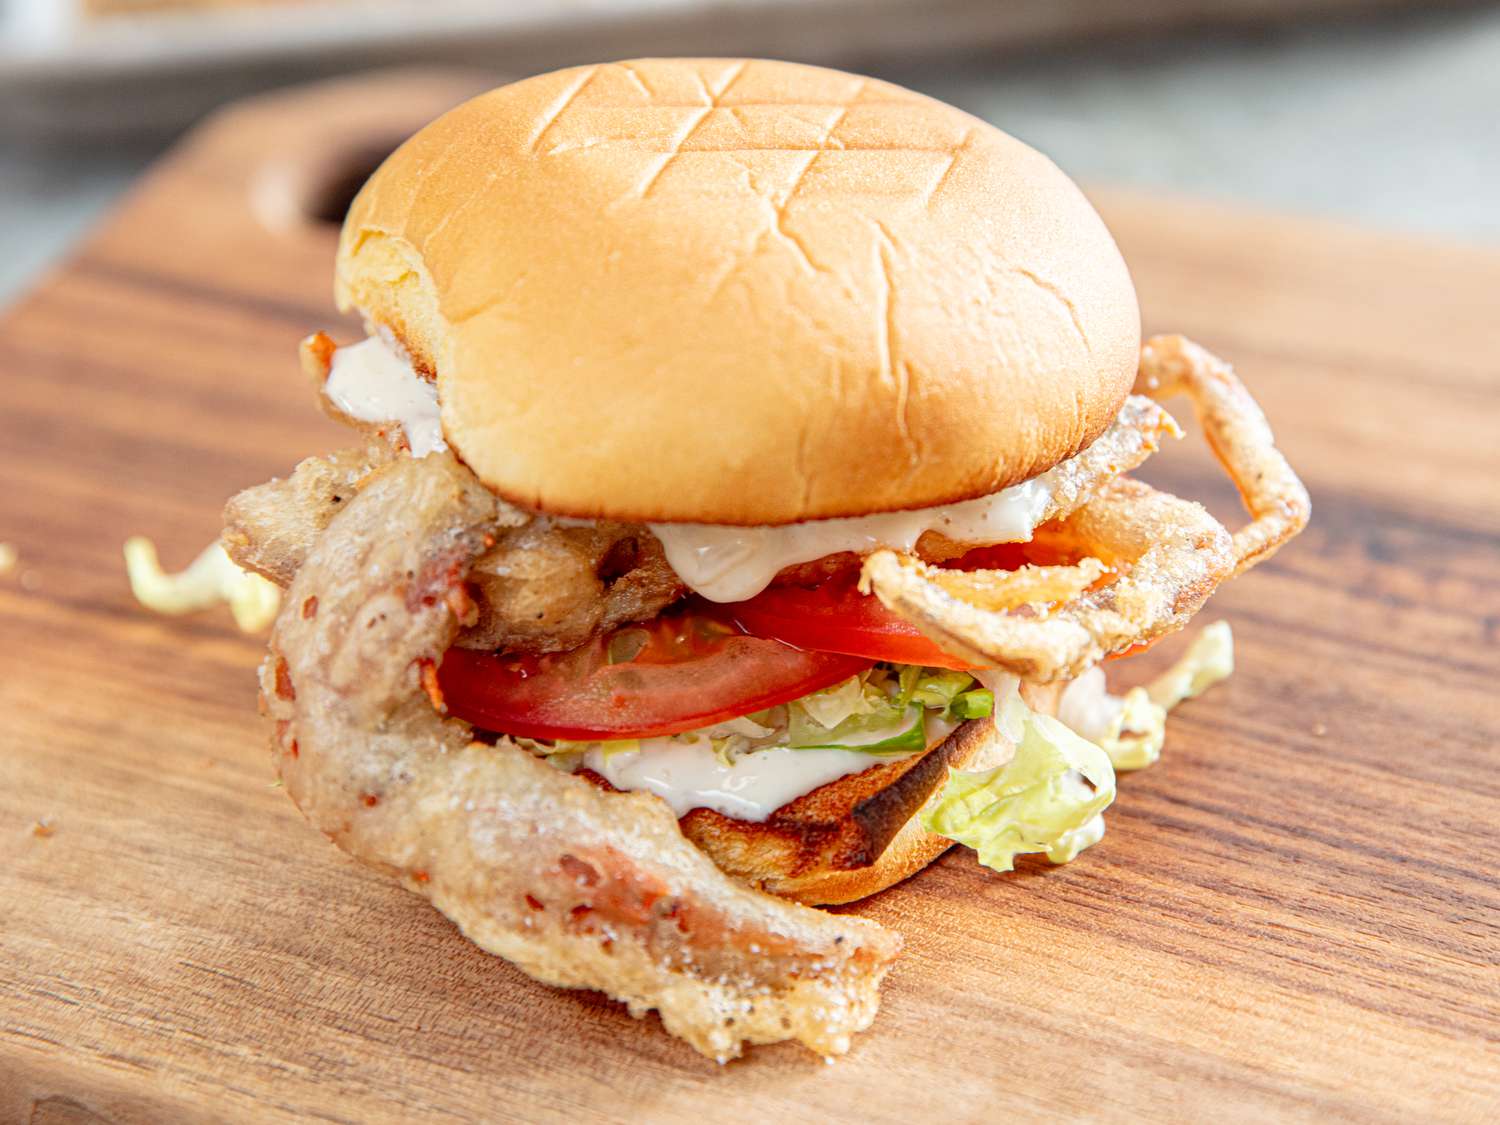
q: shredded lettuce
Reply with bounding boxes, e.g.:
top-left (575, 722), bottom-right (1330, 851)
top-left (949, 688), bottom-right (994, 720)
top-left (905, 668), bottom-right (971, 708)
top-left (1147, 620), bottom-right (1235, 710)
top-left (699, 714), bottom-right (779, 764)
top-left (546, 737), bottom-right (640, 759)
top-left (124, 536), bottom-right (281, 633)
top-left (784, 665), bottom-right (987, 751)
top-left (795, 673), bottom-right (888, 730)
top-left (790, 704), bottom-right (928, 754)
top-left (1045, 813), bottom-right (1106, 864)
top-left (710, 735), bottom-right (749, 766)
top-left (975, 670), bottom-right (1024, 741)
top-left (701, 715), bottom-right (777, 740)
top-left (1097, 687), bottom-right (1167, 771)
top-left (524, 661), bottom-right (996, 768)
top-left (1057, 623), bottom-right (1235, 772)
top-left (921, 692), bottom-right (1116, 873)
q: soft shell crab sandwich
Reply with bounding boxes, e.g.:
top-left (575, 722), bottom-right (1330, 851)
top-left (223, 58), bottom-right (1309, 1062)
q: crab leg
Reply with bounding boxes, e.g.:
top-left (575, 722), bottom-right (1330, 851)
top-left (262, 453), bottom-right (900, 1062)
top-left (862, 337), bottom-right (1309, 681)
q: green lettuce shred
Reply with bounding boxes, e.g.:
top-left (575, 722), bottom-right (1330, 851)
top-left (1045, 813), bottom-right (1106, 864)
top-left (790, 704), bottom-right (928, 754)
top-left (949, 688), bottom-right (994, 720)
top-left (1147, 620), bottom-right (1235, 710)
top-left (794, 673), bottom-right (888, 730)
top-left (1096, 621), bottom-right (1235, 770)
top-left (550, 737), bottom-right (639, 759)
top-left (784, 665), bottom-right (987, 751)
top-left (921, 694), bottom-right (1116, 873)
top-left (905, 668), bottom-right (973, 708)
top-left (1096, 687), bottom-right (1167, 771)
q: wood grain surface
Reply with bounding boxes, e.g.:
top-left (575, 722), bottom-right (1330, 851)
top-left (1, 71), bottom-right (1497, 1124)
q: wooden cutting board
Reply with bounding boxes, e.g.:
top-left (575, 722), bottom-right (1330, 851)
top-left (2, 70), bottom-right (1496, 1124)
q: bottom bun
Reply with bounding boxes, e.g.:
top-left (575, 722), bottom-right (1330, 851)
top-left (678, 680), bottom-right (1065, 907)
top-left (766, 789), bottom-right (976, 906)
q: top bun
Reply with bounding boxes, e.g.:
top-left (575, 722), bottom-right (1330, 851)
top-left (335, 58), bottom-right (1140, 524)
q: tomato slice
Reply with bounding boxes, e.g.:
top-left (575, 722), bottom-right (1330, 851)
top-left (722, 573), bottom-right (976, 670)
top-left (438, 610), bottom-right (870, 741)
top-left (722, 538), bottom-right (1097, 669)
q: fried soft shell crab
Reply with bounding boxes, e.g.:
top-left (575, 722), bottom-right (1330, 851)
top-left (217, 58), bottom-right (1308, 1061)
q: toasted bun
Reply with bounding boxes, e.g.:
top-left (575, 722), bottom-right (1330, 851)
top-left (678, 680), bottom-right (1065, 906)
top-left (335, 58), bottom-right (1140, 525)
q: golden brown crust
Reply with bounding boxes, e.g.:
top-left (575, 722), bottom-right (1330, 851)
top-left (335, 58), bottom-right (1140, 525)
top-left (1137, 334), bottom-right (1311, 576)
top-left (863, 476), bottom-right (1235, 682)
top-left (221, 440), bottom-right (396, 586)
top-left (773, 813), bottom-right (960, 906)
top-left (860, 338), bottom-right (1310, 682)
top-left (677, 719), bottom-right (986, 903)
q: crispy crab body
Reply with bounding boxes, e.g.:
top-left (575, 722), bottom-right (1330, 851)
top-left (239, 333), bottom-right (1306, 1060)
top-left (262, 452), bottom-right (899, 1061)
top-left (860, 336), bottom-right (1310, 681)
top-left (224, 335), bottom-right (1181, 658)
top-left (224, 442), bottom-right (686, 655)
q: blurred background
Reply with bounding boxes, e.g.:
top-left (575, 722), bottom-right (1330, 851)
top-left (2, 0), bottom-right (1497, 306)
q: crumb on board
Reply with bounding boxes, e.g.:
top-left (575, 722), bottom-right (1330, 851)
top-left (32, 819), bottom-right (56, 838)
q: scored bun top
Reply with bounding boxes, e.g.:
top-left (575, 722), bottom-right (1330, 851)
top-left (335, 58), bottom-right (1140, 524)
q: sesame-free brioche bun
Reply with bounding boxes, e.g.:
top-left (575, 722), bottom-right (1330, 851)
top-left (335, 58), bottom-right (1140, 525)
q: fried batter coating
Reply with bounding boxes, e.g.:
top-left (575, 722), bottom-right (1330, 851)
top-left (261, 453), bottom-right (899, 1061)
top-left (225, 453), bottom-right (684, 654)
top-left (915, 556), bottom-right (1109, 611)
top-left (1033, 393), bottom-right (1183, 525)
top-left (1138, 334), bottom-right (1310, 574)
top-left (465, 520), bottom-right (685, 652)
top-left (223, 441), bottom-right (394, 586)
top-left (224, 390), bottom-right (1176, 656)
top-left (861, 337), bottom-right (1309, 681)
top-left (863, 478), bottom-right (1235, 680)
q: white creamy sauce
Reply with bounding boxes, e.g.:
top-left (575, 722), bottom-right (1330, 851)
top-left (323, 334), bottom-right (1054, 602)
top-left (578, 711), bottom-right (954, 820)
top-left (324, 336), bottom-right (446, 456)
top-left (582, 738), bottom-right (901, 822)
top-left (649, 477), bottom-right (1053, 603)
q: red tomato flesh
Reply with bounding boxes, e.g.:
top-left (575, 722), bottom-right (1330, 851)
top-left (439, 542), bottom-right (1073, 740)
top-left (720, 572), bottom-right (977, 670)
top-left (722, 539), bottom-right (1093, 669)
top-left (438, 609), bottom-right (870, 741)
